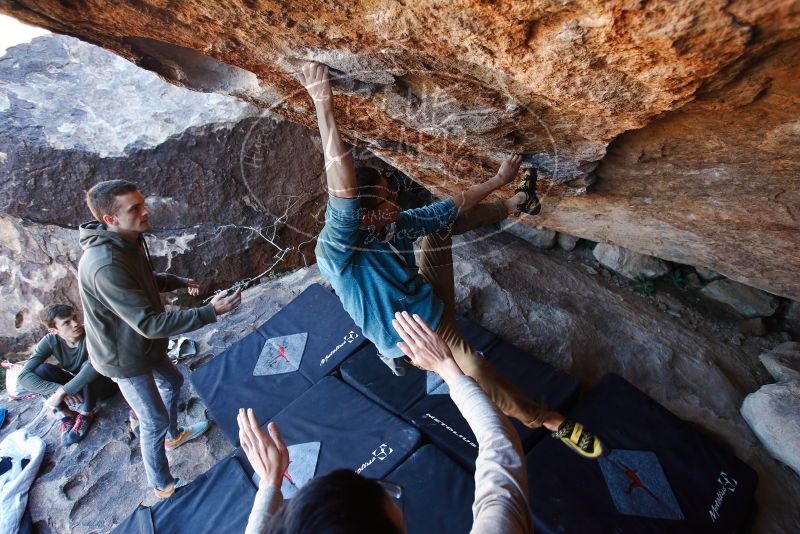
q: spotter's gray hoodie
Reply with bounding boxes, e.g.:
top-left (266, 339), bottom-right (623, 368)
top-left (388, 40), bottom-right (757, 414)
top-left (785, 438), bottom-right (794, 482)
top-left (78, 221), bottom-right (216, 378)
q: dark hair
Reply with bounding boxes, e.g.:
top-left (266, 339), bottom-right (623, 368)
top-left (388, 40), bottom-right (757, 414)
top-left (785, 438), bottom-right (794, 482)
top-left (356, 167), bottom-right (387, 210)
top-left (86, 180), bottom-right (139, 222)
top-left (40, 304), bottom-right (75, 329)
top-left (265, 469), bottom-right (400, 534)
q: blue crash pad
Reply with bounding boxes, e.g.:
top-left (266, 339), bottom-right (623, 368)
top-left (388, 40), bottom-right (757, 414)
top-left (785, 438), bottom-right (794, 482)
top-left (190, 329), bottom-right (313, 445)
top-left (112, 456), bottom-right (256, 534)
top-left (240, 377), bottom-right (421, 496)
top-left (340, 316), bottom-right (498, 416)
top-left (525, 373), bottom-right (757, 533)
top-left (404, 338), bottom-right (580, 470)
top-left (257, 283), bottom-right (366, 382)
top-left (385, 445), bottom-right (475, 534)
top-left (190, 284), bottom-right (366, 445)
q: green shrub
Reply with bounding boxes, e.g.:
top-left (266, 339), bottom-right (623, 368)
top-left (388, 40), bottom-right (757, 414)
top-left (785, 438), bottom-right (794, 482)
top-left (633, 273), bottom-right (654, 296)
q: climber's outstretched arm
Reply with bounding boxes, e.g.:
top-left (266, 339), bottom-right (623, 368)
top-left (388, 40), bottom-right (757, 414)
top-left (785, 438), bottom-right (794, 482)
top-left (450, 154), bottom-right (522, 213)
top-left (298, 61), bottom-right (357, 199)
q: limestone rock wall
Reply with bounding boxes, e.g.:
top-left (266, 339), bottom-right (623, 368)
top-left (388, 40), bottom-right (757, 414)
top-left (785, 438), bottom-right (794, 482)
top-left (1, 0), bottom-right (798, 300)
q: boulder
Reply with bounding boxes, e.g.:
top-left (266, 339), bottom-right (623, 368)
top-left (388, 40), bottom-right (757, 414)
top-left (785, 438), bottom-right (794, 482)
top-left (741, 380), bottom-right (800, 478)
top-left (500, 220), bottom-right (556, 249)
top-left (3, 0), bottom-right (799, 300)
top-left (701, 280), bottom-right (780, 319)
top-left (592, 243), bottom-right (669, 280)
top-left (780, 301), bottom-right (800, 338)
top-left (0, 35), bottom-right (327, 354)
top-left (759, 342), bottom-right (800, 383)
top-left (556, 232), bottom-right (580, 251)
top-left (695, 267), bottom-right (723, 282)
top-left (738, 318), bottom-right (767, 337)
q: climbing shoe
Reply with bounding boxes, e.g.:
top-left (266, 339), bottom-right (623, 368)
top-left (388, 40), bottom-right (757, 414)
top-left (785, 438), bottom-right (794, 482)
top-left (165, 421), bottom-right (209, 451)
top-left (515, 168), bottom-right (542, 215)
top-left (552, 419), bottom-right (604, 459)
top-left (60, 415), bottom-right (77, 447)
top-left (154, 478), bottom-right (187, 499)
top-left (69, 413), bottom-right (93, 443)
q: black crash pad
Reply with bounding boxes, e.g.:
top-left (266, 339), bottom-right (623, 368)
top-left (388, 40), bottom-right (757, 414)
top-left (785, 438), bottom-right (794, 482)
top-left (190, 329), bottom-right (312, 445)
top-left (112, 456), bottom-right (256, 534)
top-left (190, 284), bottom-right (366, 445)
top-left (256, 283), bottom-right (367, 383)
top-left (240, 377), bottom-right (421, 498)
top-left (525, 373), bottom-right (757, 534)
top-left (385, 445), bottom-right (475, 534)
top-left (404, 338), bottom-right (580, 470)
top-left (340, 315), bottom-right (498, 416)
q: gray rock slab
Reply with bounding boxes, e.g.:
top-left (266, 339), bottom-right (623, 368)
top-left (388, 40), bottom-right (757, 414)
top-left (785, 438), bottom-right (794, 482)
top-left (781, 300), bottom-right (800, 338)
top-left (760, 342), bottom-right (800, 382)
top-left (695, 266), bottom-right (724, 282)
top-left (499, 220), bottom-right (556, 248)
top-left (702, 279), bottom-right (780, 318)
top-left (741, 380), bottom-right (800, 477)
top-left (592, 242), bottom-right (669, 279)
top-left (557, 232), bottom-right (580, 251)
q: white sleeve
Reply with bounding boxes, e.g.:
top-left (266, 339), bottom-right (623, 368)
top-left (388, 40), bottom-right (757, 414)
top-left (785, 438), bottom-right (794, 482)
top-left (448, 375), bottom-right (533, 534)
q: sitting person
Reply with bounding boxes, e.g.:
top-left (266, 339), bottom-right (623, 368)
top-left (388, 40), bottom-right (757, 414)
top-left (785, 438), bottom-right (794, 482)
top-left (18, 304), bottom-right (118, 446)
top-left (239, 311), bottom-right (533, 534)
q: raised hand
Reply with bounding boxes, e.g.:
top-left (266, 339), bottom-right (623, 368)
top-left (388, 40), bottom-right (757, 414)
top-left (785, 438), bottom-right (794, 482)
top-left (392, 311), bottom-right (464, 381)
top-left (495, 154), bottom-right (523, 186)
top-left (210, 289), bottom-right (241, 315)
top-left (237, 408), bottom-right (290, 488)
top-left (297, 61), bottom-right (333, 104)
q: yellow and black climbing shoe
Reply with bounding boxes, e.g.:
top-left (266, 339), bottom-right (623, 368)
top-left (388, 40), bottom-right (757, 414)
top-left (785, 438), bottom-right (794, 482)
top-left (552, 420), bottom-right (604, 459)
top-left (515, 168), bottom-right (542, 215)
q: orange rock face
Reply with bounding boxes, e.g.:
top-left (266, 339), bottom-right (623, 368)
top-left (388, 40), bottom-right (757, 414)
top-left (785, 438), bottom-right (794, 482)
top-left (1, 0), bottom-right (798, 298)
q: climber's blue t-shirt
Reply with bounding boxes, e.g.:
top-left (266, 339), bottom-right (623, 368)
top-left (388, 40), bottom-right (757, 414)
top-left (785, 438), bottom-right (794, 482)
top-left (315, 195), bottom-right (458, 359)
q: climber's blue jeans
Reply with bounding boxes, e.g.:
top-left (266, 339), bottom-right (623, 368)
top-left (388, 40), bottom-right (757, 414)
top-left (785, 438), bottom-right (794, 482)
top-left (112, 358), bottom-right (183, 489)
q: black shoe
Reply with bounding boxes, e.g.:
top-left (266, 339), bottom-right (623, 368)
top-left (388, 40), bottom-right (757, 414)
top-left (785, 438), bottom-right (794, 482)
top-left (515, 168), bottom-right (542, 215)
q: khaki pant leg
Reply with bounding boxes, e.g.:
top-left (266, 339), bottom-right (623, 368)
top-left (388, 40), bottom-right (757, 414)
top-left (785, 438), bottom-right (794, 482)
top-left (435, 316), bottom-right (550, 428)
top-left (419, 199), bottom-right (548, 427)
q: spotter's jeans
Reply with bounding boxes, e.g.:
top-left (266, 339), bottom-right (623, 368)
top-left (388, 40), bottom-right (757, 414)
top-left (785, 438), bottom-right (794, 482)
top-left (112, 358), bottom-right (183, 489)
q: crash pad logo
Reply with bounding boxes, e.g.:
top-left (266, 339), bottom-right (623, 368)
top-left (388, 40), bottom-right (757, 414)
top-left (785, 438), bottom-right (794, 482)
top-left (319, 330), bottom-right (360, 367)
top-left (356, 443), bottom-right (394, 474)
top-left (253, 333), bottom-right (308, 376)
top-left (253, 441), bottom-right (320, 499)
top-left (599, 450), bottom-right (684, 520)
top-left (373, 443), bottom-right (393, 461)
top-left (426, 372), bottom-right (449, 395)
